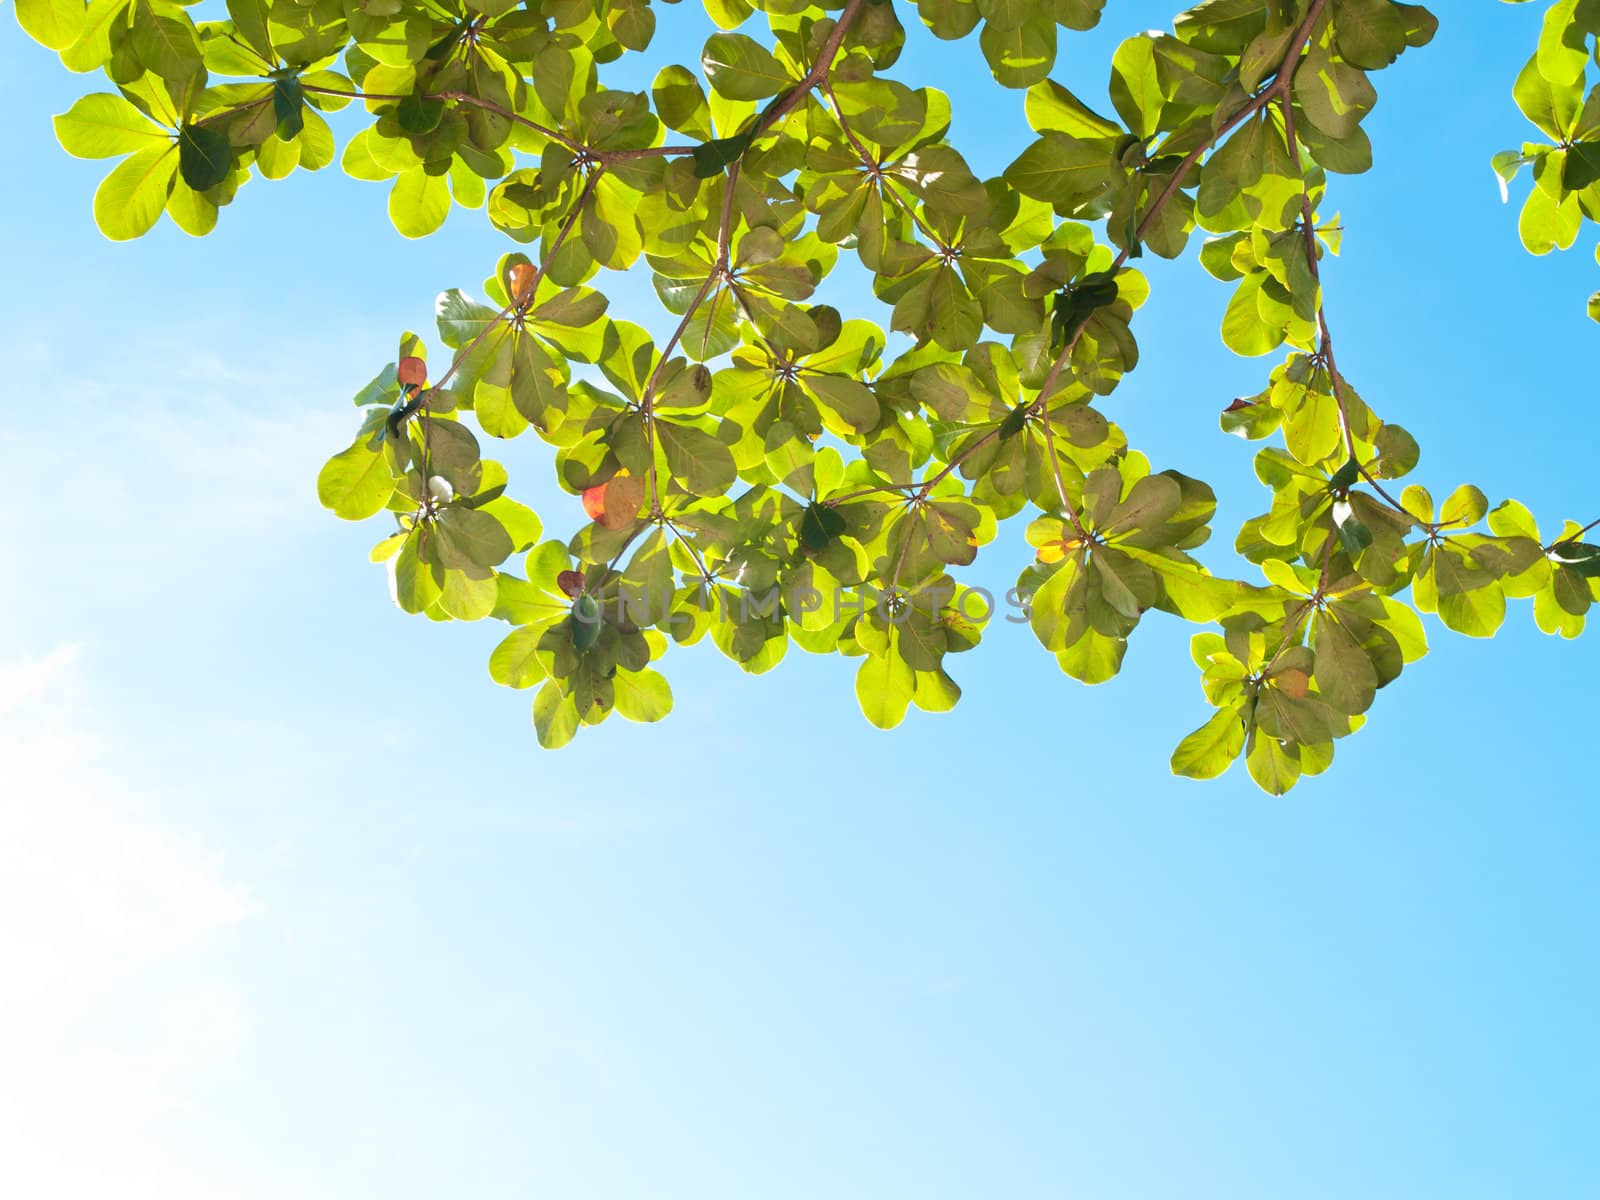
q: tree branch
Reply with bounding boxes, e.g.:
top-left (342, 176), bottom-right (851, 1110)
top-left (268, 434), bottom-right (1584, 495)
top-left (631, 0), bottom-right (872, 521)
top-left (823, 0), bottom-right (1336, 542)
top-left (300, 84), bottom-right (584, 154)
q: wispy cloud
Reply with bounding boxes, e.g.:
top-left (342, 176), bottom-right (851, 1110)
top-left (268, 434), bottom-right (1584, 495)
top-left (0, 644), bottom-right (260, 1199)
top-left (0, 334), bottom-right (355, 625)
top-left (0, 641), bottom-right (84, 717)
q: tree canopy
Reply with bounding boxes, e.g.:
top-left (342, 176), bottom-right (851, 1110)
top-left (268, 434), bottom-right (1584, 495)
top-left (17, 0), bottom-right (1600, 792)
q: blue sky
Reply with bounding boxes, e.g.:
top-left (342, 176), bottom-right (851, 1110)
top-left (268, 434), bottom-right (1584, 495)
top-left (3, 3), bottom-right (1599, 1197)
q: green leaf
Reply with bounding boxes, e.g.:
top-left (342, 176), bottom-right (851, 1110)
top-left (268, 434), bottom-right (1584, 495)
top-left (800, 503), bottom-right (847, 551)
top-left (1439, 483), bottom-right (1487, 528)
top-left (1109, 35), bottom-right (1162, 139)
top-left (1549, 541), bottom-right (1600, 577)
top-left (614, 668), bottom-right (673, 722)
top-left (1004, 133), bottom-right (1114, 207)
top-left (657, 420), bottom-right (736, 496)
top-left (130, 13), bottom-right (203, 91)
top-left (703, 0), bottom-right (753, 29)
top-left (1332, 0), bottom-right (1408, 70)
top-left (93, 144), bottom-right (178, 241)
top-left (262, 82), bottom-right (300, 143)
top-left (1327, 456), bottom-right (1363, 493)
top-left (389, 168), bottom-right (451, 239)
top-left (1170, 705), bottom-right (1246, 780)
top-left (1514, 53), bottom-right (1580, 140)
top-left (701, 33), bottom-right (792, 101)
top-left (55, 93), bottom-right (165, 158)
top-left (1312, 615), bottom-right (1378, 715)
top-left (1221, 275), bottom-right (1284, 357)
top-left (392, 535), bottom-right (440, 614)
top-left (396, 91), bottom-right (445, 136)
top-left (177, 123), bottom-right (232, 191)
top-left (805, 373), bottom-right (879, 432)
top-left (533, 681), bottom-right (580, 748)
top-left (1246, 727), bottom-right (1302, 795)
top-left (437, 564), bottom-right (499, 621)
top-left (318, 441), bottom-right (396, 520)
top-left (166, 176), bottom-right (216, 236)
top-left (691, 132), bottom-right (753, 178)
top-left (653, 65), bottom-right (714, 138)
top-left (1024, 80), bottom-right (1121, 138)
top-left (856, 650), bottom-right (914, 729)
top-left (435, 507), bottom-right (514, 568)
top-left (980, 8), bottom-right (1057, 88)
top-left (490, 626), bottom-right (550, 689)
top-left (16, 0), bottom-right (88, 50)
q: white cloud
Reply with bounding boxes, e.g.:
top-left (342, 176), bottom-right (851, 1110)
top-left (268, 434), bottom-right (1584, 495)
top-left (0, 335), bottom-right (355, 626)
top-left (8, 343), bottom-right (349, 526)
top-left (0, 641), bottom-right (84, 718)
top-left (0, 644), bottom-right (259, 1200)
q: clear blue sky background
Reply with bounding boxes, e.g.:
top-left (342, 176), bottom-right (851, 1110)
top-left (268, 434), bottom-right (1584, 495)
top-left (3, 4), bottom-right (1598, 1197)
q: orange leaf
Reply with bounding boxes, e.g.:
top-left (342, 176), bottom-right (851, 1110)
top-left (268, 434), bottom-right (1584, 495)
top-left (582, 475), bottom-right (647, 530)
top-left (1036, 537), bottom-right (1080, 565)
top-left (509, 263), bottom-right (537, 305)
top-left (397, 356), bottom-right (428, 387)
top-left (1275, 668), bottom-right (1310, 700)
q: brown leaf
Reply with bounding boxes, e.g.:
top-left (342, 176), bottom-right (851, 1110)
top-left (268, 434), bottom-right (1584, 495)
top-left (509, 263), bottom-right (537, 306)
top-left (1275, 668), bottom-right (1311, 700)
top-left (582, 475), bottom-right (647, 530)
top-left (397, 356), bottom-right (428, 387)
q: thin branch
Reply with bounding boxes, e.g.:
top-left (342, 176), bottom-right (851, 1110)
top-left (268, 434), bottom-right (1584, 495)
top-left (714, 162), bottom-right (742, 269)
top-left (880, 177), bottom-right (956, 257)
top-left (639, 170), bottom-right (742, 517)
top-left (825, 482), bottom-right (918, 505)
top-left (629, 0), bottom-right (871, 521)
top-left (1011, 0), bottom-right (1331, 515)
top-left (1034, 404), bottom-right (1079, 530)
top-left (822, 78), bottom-right (875, 165)
top-left (521, 167), bottom-right (606, 306)
top-left (846, 0), bottom-right (1334, 536)
top-left (195, 92), bottom-right (273, 131)
top-left (1113, 0), bottom-right (1328, 268)
top-left (1278, 89), bottom-right (1355, 460)
top-left (1275, 19), bottom-right (1411, 519)
top-left (1548, 516), bottom-right (1600, 549)
top-left (419, 169), bottom-right (601, 406)
top-left (300, 83), bottom-right (584, 153)
top-left (749, 0), bottom-right (870, 140)
top-left (725, 279), bottom-right (784, 364)
top-left (642, 269), bottom-right (721, 518)
top-left (887, 500), bottom-right (924, 595)
top-left (665, 516), bottom-right (715, 582)
top-left (599, 144), bottom-right (703, 162)
top-left (823, 78), bottom-right (953, 255)
top-left (435, 91), bottom-right (582, 152)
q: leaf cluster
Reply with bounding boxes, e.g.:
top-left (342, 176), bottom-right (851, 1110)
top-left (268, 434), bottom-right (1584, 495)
top-left (19, 0), bottom-right (1600, 790)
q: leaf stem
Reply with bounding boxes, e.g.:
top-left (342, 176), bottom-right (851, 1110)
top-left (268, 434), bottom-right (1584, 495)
top-left (1548, 516), bottom-right (1600, 550)
top-left (1275, 34), bottom-right (1410, 519)
top-left (891, 0), bottom-right (1333, 540)
top-left (425, 168), bottom-right (601, 401)
top-left (665, 516), bottom-right (714, 582)
top-left (300, 83), bottom-right (584, 154)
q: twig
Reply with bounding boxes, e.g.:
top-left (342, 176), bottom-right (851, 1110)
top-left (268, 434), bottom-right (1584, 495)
top-left (300, 84), bottom-right (584, 154)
